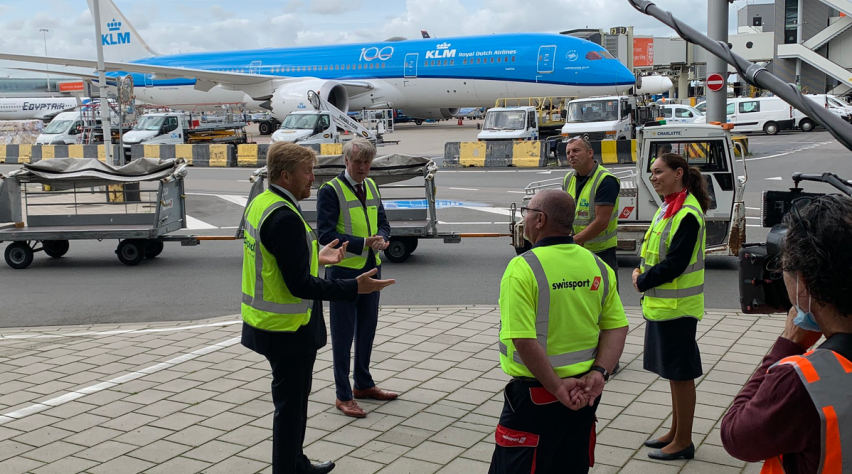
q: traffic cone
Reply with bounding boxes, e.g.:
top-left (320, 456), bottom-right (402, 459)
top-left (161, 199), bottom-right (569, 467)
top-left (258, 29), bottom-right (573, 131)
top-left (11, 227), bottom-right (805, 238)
top-left (458, 117), bottom-right (463, 126)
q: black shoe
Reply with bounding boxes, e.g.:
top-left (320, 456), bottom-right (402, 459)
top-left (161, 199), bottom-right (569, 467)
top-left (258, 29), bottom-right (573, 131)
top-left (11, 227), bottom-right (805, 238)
top-left (643, 438), bottom-right (670, 449)
top-left (612, 362), bottom-right (621, 376)
top-left (648, 444), bottom-right (695, 461)
top-left (300, 461), bottom-right (335, 474)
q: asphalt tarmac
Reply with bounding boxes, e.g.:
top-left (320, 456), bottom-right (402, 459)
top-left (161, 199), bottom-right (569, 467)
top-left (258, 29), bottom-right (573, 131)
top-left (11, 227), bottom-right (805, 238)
top-left (1, 126), bottom-right (849, 327)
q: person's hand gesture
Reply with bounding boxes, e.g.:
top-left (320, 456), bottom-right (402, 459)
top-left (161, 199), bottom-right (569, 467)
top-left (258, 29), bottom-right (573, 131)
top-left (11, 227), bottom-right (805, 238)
top-left (365, 235), bottom-right (389, 251)
top-left (555, 378), bottom-right (588, 410)
top-left (781, 306), bottom-right (823, 350)
top-left (632, 268), bottom-right (642, 293)
top-left (356, 268), bottom-right (395, 294)
top-left (318, 239), bottom-right (348, 266)
top-left (579, 370), bottom-right (606, 407)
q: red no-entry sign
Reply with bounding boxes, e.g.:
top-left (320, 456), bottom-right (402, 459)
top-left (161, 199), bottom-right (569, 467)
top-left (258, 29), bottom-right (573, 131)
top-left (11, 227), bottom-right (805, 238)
top-left (707, 73), bottom-right (725, 92)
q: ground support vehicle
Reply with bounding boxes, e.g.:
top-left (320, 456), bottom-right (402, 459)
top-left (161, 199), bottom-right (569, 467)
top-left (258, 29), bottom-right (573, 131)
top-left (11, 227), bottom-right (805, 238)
top-left (0, 157), bottom-right (225, 269)
top-left (509, 123), bottom-right (748, 257)
top-left (477, 97), bottom-right (573, 159)
top-left (271, 91), bottom-right (378, 146)
top-left (122, 112), bottom-right (249, 162)
top-left (560, 95), bottom-right (657, 141)
top-left (242, 154), bottom-right (508, 263)
top-left (694, 97), bottom-right (795, 135)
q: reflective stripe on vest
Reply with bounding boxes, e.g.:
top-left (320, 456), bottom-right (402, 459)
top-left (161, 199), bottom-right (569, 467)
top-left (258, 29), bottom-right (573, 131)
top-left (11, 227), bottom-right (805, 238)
top-left (497, 249), bottom-right (609, 369)
top-left (639, 195), bottom-right (706, 321)
top-left (325, 177), bottom-right (381, 269)
top-left (241, 191), bottom-right (318, 331)
top-left (563, 164), bottom-right (619, 252)
top-left (761, 349), bottom-right (852, 474)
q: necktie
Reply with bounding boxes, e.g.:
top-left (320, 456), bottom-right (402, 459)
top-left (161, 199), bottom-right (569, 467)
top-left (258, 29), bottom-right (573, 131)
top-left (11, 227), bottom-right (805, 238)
top-left (355, 183), bottom-right (366, 205)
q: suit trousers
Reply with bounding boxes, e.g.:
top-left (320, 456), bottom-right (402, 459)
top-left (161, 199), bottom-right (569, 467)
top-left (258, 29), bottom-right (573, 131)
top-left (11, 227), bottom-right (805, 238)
top-left (326, 264), bottom-right (381, 401)
top-left (266, 350), bottom-right (317, 474)
top-left (488, 379), bottom-right (599, 474)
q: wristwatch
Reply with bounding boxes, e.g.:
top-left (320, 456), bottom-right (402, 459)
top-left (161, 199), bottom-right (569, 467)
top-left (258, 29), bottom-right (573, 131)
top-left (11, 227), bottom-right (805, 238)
top-left (590, 365), bottom-right (609, 382)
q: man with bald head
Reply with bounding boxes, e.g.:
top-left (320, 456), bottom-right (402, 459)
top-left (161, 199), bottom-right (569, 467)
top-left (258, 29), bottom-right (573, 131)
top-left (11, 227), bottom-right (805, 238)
top-left (489, 190), bottom-right (629, 474)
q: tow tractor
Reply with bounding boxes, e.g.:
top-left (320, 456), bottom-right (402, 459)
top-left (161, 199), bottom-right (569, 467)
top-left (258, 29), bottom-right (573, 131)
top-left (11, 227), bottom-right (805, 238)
top-left (510, 121), bottom-right (748, 256)
top-left (271, 91), bottom-right (378, 146)
top-left (476, 97), bottom-right (574, 158)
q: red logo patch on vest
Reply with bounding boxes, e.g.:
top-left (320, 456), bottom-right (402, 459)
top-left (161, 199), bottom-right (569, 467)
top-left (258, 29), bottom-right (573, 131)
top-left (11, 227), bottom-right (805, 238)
top-left (619, 207), bottom-right (634, 219)
top-left (591, 277), bottom-right (601, 291)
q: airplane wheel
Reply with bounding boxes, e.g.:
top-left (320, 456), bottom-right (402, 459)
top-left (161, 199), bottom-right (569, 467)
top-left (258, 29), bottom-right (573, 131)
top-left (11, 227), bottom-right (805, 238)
top-left (259, 122), bottom-right (272, 135)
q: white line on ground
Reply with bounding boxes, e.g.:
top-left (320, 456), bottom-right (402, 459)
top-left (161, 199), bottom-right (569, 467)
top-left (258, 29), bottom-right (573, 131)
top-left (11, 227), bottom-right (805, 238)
top-left (462, 206), bottom-right (513, 216)
top-left (0, 337), bottom-right (241, 426)
top-left (506, 191), bottom-right (526, 194)
top-left (746, 217), bottom-right (760, 220)
top-left (185, 215), bottom-right (218, 230)
top-left (747, 225), bottom-right (762, 228)
top-left (746, 207), bottom-right (761, 210)
top-left (0, 320), bottom-right (241, 340)
top-left (765, 177), bottom-right (783, 181)
top-left (745, 142), bottom-right (832, 162)
top-left (185, 193), bottom-right (249, 208)
top-left (436, 221), bottom-right (507, 225)
top-left (448, 187), bottom-right (479, 191)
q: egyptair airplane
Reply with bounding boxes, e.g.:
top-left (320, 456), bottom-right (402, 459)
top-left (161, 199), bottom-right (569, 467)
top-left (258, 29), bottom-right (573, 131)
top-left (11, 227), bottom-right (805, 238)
top-left (0, 97), bottom-right (84, 120)
top-left (0, 0), bottom-right (672, 122)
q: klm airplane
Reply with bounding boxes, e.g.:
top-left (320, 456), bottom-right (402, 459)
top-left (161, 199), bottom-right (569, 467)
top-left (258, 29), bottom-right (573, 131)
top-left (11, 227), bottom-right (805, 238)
top-left (0, 0), bottom-right (671, 122)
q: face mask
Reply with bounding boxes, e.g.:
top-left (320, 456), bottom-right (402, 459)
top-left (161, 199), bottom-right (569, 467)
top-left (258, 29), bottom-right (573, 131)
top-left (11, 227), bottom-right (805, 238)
top-left (793, 279), bottom-right (822, 332)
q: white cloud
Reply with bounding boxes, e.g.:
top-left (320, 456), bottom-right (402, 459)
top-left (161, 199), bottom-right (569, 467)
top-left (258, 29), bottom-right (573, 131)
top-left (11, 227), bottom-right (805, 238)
top-left (309, 0), bottom-right (363, 15)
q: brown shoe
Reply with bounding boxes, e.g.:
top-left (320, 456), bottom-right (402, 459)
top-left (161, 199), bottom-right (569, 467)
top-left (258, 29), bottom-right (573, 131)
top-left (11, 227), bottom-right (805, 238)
top-left (353, 386), bottom-right (399, 401)
top-left (335, 399), bottom-right (366, 418)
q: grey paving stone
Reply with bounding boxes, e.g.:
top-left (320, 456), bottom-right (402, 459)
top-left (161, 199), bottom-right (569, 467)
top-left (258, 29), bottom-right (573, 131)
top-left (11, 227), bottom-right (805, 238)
top-left (199, 455), bottom-right (268, 474)
top-left (377, 425), bottom-right (435, 448)
top-left (141, 456), bottom-right (210, 474)
top-left (166, 388), bottom-right (219, 404)
top-left (326, 455), bottom-right (383, 474)
top-left (113, 426), bottom-right (174, 446)
top-left (303, 439), bottom-right (355, 461)
top-left (428, 426), bottom-right (488, 448)
top-left (182, 399), bottom-right (235, 417)
top-left (12, 425), bottom-right (74, 448)
top-left (0, 455), bottom-right (43, 474)
top-left (402, 412), bottom-right (456, 432)
top-left (148, 412), bottom-right (206, 431)
top-left (617, 459), bottom-right (681, 474)
top-left (217, 425), bottom-right (272, 447)
top-left (405, 440), bottom-right (465, 464)
top-left (444, 388), bottom-right (492, 406)
top-left (62, 426), bottom-right (123, 447)
top-left (321, 425), bottom-right (382, 447)
top-left (350, 413), bottom-right (406, 432)
top-left (31, 456), bottom-right (98, 474)
top-left (237, 439), bottom-right (272, 463)
top-left (436, 457), bottom-right (491, 474)
top-left (0, 439), bottom-right (35, 461)
top-left (74, 440), bottom-right (136, 462)
top-left (101, 412), bottom-right (158, 432)
top-left (376, 456), bottom-right (441, 474)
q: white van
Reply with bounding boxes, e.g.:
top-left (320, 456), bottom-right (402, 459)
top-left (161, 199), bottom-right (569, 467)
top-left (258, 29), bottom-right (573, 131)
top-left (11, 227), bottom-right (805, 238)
top-left (792, 94), bottom-right (850, 131)
top-left (660, 104), bottom-right (703, 124)
top-left (35, 111), bottom-right (84, 145)
top-left (695, 97), bottom-right (794, 134)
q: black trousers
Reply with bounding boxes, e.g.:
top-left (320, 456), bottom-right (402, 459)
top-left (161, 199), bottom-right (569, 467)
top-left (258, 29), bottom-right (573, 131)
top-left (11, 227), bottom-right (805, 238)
top-left (489, 379), bottom-right (599, 474)
top-left (266, 350), bottom-right (317, 474)
top-left (326, 265), bottom-right (380, 401)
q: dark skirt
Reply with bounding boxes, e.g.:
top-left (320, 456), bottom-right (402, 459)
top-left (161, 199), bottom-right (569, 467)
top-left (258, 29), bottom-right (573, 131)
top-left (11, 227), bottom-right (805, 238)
top-left (643, 317), bottom-right (703, 381)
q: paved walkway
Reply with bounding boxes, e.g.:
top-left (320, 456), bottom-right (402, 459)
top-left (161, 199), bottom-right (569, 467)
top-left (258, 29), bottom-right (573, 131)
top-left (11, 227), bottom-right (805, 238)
top-left (0, 306), bottom-right (785, 474)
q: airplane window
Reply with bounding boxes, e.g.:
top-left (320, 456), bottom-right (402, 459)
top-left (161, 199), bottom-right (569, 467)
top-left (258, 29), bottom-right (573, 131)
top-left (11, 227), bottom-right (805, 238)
top-left (476, 58), bottom-right (481, 64)
top-left (370, 63), bottom-right (374, 69)
top-left (335, 65), bottom-right (339, 70)
top-left (585, 51), bottom-right (603, 60)
top-left (497, 57), bottom-right (501, 63)
top-left (443, 60), bottom-right (447, 66)
top-left (463, 59), bottom-right (467, 65)
top-left (431, 60), bottom-right (435, 66)
top-left (358, 64), bottom-right (363, 69)
top-left (382, 63), bottom-right (386, 68)
top-left (512, 56), bottom-right (516, 62)
top-left (323, 65), bottom-right (328, 70)
top-left (313, 65), bottom-right (318, 71)
top-left (424, 61), bottom-right (428, 67)
top-left (450, 59), bottom-right (454, 65)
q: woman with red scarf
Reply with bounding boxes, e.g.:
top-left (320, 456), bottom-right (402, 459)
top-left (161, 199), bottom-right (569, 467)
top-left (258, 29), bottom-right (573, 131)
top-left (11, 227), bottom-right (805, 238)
top-left (631, 153), bottom-right (712, 461)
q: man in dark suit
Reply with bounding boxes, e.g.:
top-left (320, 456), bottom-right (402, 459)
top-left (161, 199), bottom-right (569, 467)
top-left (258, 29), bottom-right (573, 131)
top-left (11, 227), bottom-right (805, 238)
top-left (241, 142), bottom-right (394, 474)
top-left (317, 137), bottom-right (397, 418)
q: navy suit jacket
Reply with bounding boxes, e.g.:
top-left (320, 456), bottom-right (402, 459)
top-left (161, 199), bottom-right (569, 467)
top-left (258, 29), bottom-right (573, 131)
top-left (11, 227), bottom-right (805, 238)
top-left (317, 172), bottom-right (391, 274)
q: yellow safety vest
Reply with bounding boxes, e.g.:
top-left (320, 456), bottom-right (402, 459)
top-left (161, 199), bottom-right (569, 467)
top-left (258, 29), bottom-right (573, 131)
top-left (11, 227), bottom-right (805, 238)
top-left (321, 177), bottom-right (382, 269)
top-left (562, 164), bottom-right (620, 253)
top-left (241, 190), bottom-right (318, 332)
top-left (639, 193), bottom-right (706, 321)
top-left (498, 244), bottom-right (614, 378)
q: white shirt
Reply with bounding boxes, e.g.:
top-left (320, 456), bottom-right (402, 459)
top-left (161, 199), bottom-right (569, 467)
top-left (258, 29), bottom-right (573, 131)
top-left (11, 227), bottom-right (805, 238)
top-left (270, 184), bottom-right (300, 211)
top-left (344, 169), bottom-right (363, 189)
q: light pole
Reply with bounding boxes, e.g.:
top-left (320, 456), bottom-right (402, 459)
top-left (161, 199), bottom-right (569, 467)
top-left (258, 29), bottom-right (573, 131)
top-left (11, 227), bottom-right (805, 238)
top-left (39, 28), bottom-right (49, 92)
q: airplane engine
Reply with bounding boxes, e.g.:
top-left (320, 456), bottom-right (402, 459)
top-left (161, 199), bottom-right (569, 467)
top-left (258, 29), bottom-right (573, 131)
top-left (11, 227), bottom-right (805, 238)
top-left (267, 80), bottom-right (349, 119)
top-left (400, 108), bottom-right (459, 120)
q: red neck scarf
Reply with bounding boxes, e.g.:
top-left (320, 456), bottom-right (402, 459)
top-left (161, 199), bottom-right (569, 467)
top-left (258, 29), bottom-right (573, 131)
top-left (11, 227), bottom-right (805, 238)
top-left (663, 188), bottom-right (688, 219)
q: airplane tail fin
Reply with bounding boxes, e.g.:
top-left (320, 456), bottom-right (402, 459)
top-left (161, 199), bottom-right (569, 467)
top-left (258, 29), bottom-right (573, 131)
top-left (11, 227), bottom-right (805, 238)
top-left (87, 0), bottom-right (159, 62)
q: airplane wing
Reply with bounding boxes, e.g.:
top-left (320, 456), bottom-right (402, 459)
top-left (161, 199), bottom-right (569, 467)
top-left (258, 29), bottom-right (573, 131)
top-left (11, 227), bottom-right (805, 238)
top-left (9, 67), bottom-right (118, 85)
top-left (0, 52), bottom-right (305, 100)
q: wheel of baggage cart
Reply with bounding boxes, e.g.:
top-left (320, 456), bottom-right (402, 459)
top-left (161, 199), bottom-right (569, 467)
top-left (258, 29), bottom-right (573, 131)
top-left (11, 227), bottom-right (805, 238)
top-left (5, 242), bottom-right (34, 269)
top-left (43, 240), bottom-right (70, 258)
top-left (384, 237), bottom-right (414, 263)
top-left (116, 239), bottom-right (145, 266)
top-left (145, 240), bottom-right (164, 259)
top-left (414, 119), bottom-right (423, 126)
top-left (408, 238), bottom-right (418, 253)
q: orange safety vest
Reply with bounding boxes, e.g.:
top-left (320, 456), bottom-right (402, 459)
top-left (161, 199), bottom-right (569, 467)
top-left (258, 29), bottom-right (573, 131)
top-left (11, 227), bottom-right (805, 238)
top-left (760, 348), bottom-right (852, 474)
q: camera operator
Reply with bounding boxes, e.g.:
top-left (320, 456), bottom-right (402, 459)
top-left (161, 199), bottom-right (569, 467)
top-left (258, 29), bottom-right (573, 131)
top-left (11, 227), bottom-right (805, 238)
top-left (721, 195), bottom-right (852, 474)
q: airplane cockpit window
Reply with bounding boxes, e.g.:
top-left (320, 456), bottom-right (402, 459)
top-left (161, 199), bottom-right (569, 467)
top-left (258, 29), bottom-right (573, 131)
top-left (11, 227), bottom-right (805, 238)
top-left (585, 51), bottom-right (603, 60)
top-left (600, 50), bottom-right (615, 59)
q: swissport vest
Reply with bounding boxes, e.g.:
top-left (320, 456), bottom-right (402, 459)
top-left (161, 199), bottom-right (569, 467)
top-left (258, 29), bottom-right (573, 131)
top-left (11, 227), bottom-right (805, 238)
top-left (562, 164), bottom-right (619, 253)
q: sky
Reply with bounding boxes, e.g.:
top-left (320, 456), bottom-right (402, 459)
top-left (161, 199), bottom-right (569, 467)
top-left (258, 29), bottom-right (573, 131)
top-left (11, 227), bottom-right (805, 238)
top-left (0, 0), bottom-right (773, 79)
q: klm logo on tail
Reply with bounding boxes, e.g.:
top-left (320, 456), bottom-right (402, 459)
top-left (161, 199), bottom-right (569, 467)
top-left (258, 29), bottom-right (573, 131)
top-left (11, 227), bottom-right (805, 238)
top-left (102, 18), bottom-right (130, 46)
